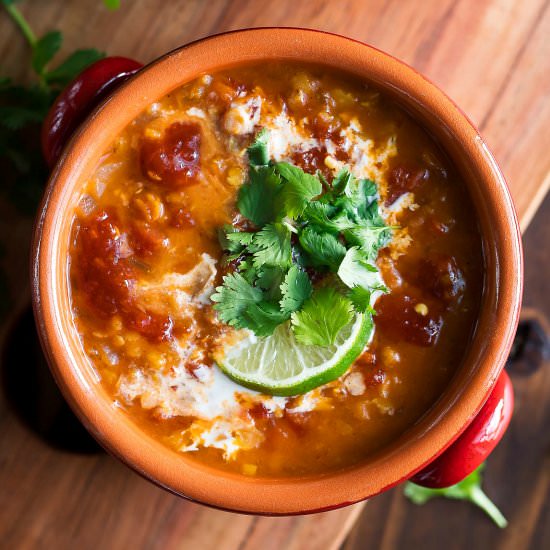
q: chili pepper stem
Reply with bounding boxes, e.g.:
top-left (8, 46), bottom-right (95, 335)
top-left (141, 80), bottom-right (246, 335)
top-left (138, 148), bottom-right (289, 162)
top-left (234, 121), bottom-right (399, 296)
top-left (470, 485), bottom-right (508, 528)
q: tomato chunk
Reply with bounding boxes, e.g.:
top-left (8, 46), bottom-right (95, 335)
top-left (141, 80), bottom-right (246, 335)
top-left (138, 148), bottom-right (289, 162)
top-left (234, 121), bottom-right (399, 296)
top-left (375, 292), bottom-right (442, 346)
top-left (140, 122), bottom-right (201, 187)
top-left (385, 165), bottom-right (429, 205)
top-left (417, 255), bottom-right (465, 306)
top-left (75, 211), bottom-right (173, 342)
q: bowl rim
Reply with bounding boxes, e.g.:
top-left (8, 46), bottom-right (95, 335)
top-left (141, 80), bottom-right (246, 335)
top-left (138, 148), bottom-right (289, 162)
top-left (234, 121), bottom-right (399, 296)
top-left (31, 27), bottom-right (523, 515)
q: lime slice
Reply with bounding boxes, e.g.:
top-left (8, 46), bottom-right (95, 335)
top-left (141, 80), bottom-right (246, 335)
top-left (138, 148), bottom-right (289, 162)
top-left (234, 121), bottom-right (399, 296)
top-left (213, 313), bottom-right (373, 396)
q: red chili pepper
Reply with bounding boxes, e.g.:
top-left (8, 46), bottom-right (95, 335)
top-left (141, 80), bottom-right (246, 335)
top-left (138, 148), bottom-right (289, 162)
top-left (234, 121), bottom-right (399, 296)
top-left (411, 369), bottom-right (514, 488)
top-left (41, 56), bottom-right (143, 168)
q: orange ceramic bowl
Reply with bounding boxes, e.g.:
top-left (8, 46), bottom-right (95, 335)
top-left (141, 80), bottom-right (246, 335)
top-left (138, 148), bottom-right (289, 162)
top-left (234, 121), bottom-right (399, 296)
top-left (32, 28), bottom-right (522, 514)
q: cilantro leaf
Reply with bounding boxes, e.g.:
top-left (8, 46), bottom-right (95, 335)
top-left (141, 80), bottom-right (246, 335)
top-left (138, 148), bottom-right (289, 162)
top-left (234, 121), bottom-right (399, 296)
top-left (251, 223), bottom-right (292, 269)
top-left (242, 301), bottom-right (287, 336)
top-left (302, 201), bottom-right (356, 232)
top-left (291, 287), bottom-right (354, 346)
top-left (32, 31), bottom-right (62, 74)
top-left (235, 258), bottom-right (258, 284)
top-left (212, 129), bottom-right (389, 343)
top-left (298, 226), bottom-right (346, 270)
top-left (237, 165), bottom-right (280, 226)
top-left (218, 225), bottom-right (255, 255)
top-left (344, 225), bottom-right (392, 261)
top-left (345, 177), bottom-right (376, 207)
top-left (279, 266), bottom-right (312, 315)
top-left (404, 464), bottom-right (508, 529)
top-left (348, 286), bottom-right (374, 313)
top-left (331, 168), bottom-right (353, 195)
top-left (256, 266), bottom-right (285, 300)
top-left (247, 128), bottom-right (269, 166)
top-left (337, 247), bottom-right (384, 290)
top-left (45, 49), bottom-right (105, 85)
top-left (275, 161), bottom-right (322, 218)
top-left (361, 199), bottom-right (386, 225)
top-left (211, 273), bottom-right (263, 328)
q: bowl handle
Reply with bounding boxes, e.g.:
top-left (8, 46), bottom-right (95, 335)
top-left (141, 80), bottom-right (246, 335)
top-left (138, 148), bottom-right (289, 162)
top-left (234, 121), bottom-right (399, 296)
top-left (41, 56), bottom-right (143, 168)
top-left (411, 369), bottom-right (513, 488)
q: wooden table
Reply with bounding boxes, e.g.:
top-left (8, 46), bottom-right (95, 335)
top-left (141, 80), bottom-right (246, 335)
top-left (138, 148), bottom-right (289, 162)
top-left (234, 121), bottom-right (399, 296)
top-left (0, 1), bottom-right (548, 548)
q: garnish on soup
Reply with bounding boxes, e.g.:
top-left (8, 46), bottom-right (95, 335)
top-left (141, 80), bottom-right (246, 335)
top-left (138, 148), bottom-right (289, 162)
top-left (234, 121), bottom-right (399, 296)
top-left (210, 130), bottom-right (391, 394)
top-left (69, 63), bottom-right (483, 476)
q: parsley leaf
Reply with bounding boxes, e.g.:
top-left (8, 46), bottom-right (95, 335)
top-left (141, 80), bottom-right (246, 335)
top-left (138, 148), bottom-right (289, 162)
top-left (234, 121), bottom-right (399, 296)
top-left (251, 223), bottom-right (292, 269)
top-left (291, 287), bottom-right (354, 346)
top-left (337, 247), bottom-right (384, 290)
top-left (280, 266), bottom-right (312, 315)
top-left (298, 226), bottom-right (346, 270)
top-left (237, 165), bottom-right (281, 226)
top-left (211, 273), bottom-right (263, 328)
top-left (275, 161), bottom-right (322, 218)
top-left (404, 464), bottom-right (508, 529)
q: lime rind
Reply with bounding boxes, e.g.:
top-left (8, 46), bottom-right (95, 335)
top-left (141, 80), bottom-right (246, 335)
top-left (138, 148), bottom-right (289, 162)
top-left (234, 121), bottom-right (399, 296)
top-left (214, 313), bottom-right (373, 396)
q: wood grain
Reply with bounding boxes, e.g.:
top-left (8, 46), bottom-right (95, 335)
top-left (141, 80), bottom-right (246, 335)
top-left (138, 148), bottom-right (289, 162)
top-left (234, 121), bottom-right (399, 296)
top-left (344, 194), bottom-right (550, 550)
top-left (0, 0), bottom-right (548, 548)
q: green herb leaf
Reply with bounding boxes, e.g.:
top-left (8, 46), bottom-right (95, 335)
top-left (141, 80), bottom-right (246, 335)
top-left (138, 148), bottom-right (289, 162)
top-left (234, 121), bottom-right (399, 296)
top-left (291, 287), bottom-right (354, 346)
top-left (404, 464), bottom-right (508, 529)
top-left (348, 286), bottom-right (374, 313)
top-left (213, 129), bottom-right (389, 342)
top-left (298, 226), bottom-right (346, 270)
top-left (275, 161), bottom-right (322, 218)
top-left (211, 273), bottom-right (263, 329)
top-left (0, 105), bottom-right (43, 129)
top-left (45, 49), bottom-right (105, 85)
top-left (251, 223), bottom-right (292, 269)
top-left (344, 225), bottom-right (392, 261)
top-left (103, 0), bottom-right (121, 9)
top-left (331, 168), bottom-right (353, 195)
top-left (32, 31), bottom-right (62, 74)
top-left (237, 165), bottom-right (281, 226)
top-left (247, 127), bottom-right (269, 166)
top-left (337, 247), bottom-right (383, 290)
top-left (242, 301), bottom-right (288, 336)
top-left (256, 266), bottom-right (286, 300)
top-left (218, 225), bottom-right (255, 255)
top-left (279, 266), bottom-right (312, 315)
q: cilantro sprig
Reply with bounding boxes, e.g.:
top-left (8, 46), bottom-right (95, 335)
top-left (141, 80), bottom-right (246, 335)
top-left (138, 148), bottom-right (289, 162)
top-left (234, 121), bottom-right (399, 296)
top-left (0, 0), bottom-right (108, 213)
top-left (404, 464), bottom-right (508, 528)
top-left (211, 130), bottom-right (393, 346)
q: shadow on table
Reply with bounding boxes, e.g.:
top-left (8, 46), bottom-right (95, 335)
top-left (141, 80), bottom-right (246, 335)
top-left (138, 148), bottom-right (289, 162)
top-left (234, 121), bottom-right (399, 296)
top-left (1, 304), bottom-right (101, 454)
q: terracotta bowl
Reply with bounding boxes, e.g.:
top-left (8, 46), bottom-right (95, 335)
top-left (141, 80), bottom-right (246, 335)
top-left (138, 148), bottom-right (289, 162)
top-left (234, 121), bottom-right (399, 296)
top-left (32, 28), bottom-right (523, 514)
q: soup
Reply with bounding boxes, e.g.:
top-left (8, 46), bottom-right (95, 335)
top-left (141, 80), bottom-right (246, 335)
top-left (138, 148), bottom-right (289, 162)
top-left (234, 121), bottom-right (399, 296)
top-left (68, 62), bottom-right (483, 477)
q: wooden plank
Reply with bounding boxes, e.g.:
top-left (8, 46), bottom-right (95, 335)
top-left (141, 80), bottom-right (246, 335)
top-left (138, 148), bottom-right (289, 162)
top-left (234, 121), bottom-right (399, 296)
top-left (343, 194), bottom-right (550, 550)
top-left (0, 0), bottom-right (548, 549)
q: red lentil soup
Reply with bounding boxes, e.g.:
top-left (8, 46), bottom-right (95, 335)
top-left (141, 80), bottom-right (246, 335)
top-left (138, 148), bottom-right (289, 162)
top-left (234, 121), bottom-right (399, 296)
top-left (69, 62), bottom-right (483, 477)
